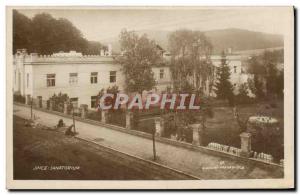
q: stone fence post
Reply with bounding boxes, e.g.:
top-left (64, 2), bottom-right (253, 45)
top-left (80, 104), bottom-right (88, 119)
top-left (190, 123), bottom-right (202, 146)
top-left (240, 132), bottom-right (252, 158)
top-left (42, 100), bottom-right (47, 109)
top-left (49, 100), bottom-right (54, 111)
top-left (101, 109), bottom-right (107, 123)
top-left (126, 111), bottom-right (133, 129)
top-left (37, 97), bottom-right (43, 108)
top-left (25, 95), bottom-right (31, 105)
top-left (64, 102), bottom-right (69, 115)
top-left (154, 117), bottom-right (164, 137)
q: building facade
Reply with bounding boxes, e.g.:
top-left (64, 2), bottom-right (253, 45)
top-left (13, 49), bottom-right (172, 110)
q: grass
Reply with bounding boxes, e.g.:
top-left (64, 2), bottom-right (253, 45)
top-left (135, 100), bottom-right (284, 161)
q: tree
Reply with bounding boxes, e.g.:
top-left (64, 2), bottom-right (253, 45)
top-left (116, 30), bottom-right (163, 160)
top-left (13, 10), bottom-right (103, 54)
top-left (275, 70), bottom-right (284, 99)
top-left (248, 75), bottom-right (265, 100)
top-left (167, 30), bottom-right (214, 143)
top-left (236, 83), bottom-right (254, 105)
top-left (247, 56), bottom-right (265, 75)
top-left (168, 29), bottom-right (213, 95)
top-left (13, 10), bottom-right (32, 53)
top-left (214, 51), bottom-right (234, 104)
top-left (116, 29), bottom-right (161, 94)
top-left (198, 100), bottom-right (214, 146)
top-left (247, 50), bottom-right (284, 100)
top-left (265, 61), bottom-right (278, 98)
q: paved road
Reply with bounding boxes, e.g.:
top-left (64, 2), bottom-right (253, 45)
top-left (13, 104), bottom-right (283, 179)
top-left (14, 116), bottom-right (193, 180)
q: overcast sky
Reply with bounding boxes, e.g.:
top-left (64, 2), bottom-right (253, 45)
top-left (18, 7), bottom-right (290, 42)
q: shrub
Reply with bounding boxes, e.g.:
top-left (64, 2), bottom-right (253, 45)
top-left (86, 110), bottom-right (102, 122)
top-left (13, 94), bottom-right (25, 104)
top-left (49, 92), bottom-right (69, 112)
top-left (107, 109), bottom-right (126, 127)
top-left (235, 83), bottom-right (255, 105)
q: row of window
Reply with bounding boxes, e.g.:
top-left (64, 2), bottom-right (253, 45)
top-left (23, 69), bottom-right (165, 88)
top-left (46, 71), bottom-right (117, 87)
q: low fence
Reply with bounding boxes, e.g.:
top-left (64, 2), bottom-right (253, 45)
top-left (207, 142), bottom-right (279, 164)
top-left (14, 101), bottom-right (283, 169)
top-left (208, 143), bottom-right (242, 156)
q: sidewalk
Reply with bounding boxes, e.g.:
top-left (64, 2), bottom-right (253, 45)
top-left (13, 104), bottom-right (283, 179)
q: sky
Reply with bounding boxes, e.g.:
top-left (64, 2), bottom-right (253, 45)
top-left (17, 7), bottom-right (290, 42)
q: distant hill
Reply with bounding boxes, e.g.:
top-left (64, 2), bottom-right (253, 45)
top-left (102, 28), bottom-right (283, 54)
top-left (204, 28), bottom-right (284, 54)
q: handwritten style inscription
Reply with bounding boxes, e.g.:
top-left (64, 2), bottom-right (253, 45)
top-left (33, 165), bottom-right (80, 171)
top-left (202, 161), bottom-right (245, 170)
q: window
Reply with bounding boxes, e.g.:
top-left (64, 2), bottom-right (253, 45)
top-left (91, 96), bottom-right (97, 108)
top-left (70, 98), bottom-right (78, 109)
top-left (69, 73), bottom-right (78, 85)
top-left (234, 66), bottom-right (237, 73)
top-left (110, 71), bottom-right (116, 83)
top-left (90, 72), bottom-right (98, 84)
top-left (26, 73), bottom-right (29, 88)
top-left (47, 74), bottom-right (55, 87)
top-left (159, 69), bottom-right (164, 79)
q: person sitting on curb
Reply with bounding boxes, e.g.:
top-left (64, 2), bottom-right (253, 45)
top-left (65, 124), bottom-right (77, 136)
top-left (57, 119), bottom-right (65, 128)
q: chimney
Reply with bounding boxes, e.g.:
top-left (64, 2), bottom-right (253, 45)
top-left (227, 47), bottom-right (232, 54)
top-left (16, 48), bottom-right (27, 56)
top-left (30, 53), bottom-right (38, 61)
top-left (100, 49), bottom-right (105, 56)
top-left (108, 44), bottom-right (112, 56)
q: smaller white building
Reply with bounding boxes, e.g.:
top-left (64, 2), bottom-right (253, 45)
top-left (211, 54), bottom-right (254, 97)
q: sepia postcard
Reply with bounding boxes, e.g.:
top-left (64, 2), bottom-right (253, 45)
top-left (6, 6), bottom-right (294, 189)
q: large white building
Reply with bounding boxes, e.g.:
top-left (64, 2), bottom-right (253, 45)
top-left (13, 49), bottom-right (172, 109)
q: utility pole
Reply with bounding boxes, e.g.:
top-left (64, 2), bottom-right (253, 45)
top-left (30, 97), bottom-right (33, 120)
top-left (152, 128), bottom-right (156, 161)
top-left (72, 105), bottom-right (76, 134)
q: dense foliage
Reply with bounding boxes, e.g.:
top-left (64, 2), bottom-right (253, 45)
top-left (13, 10), bottom-right (103, 55)
top-left (49, 93), bottom-right (69, 112)
top-left (116, 29), bottom-right (161, 93)
top-left (247, 50), bottom-right (284, 99)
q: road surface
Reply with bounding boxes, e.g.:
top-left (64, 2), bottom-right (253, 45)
top-left (13, 115), bottom-right (194, 180)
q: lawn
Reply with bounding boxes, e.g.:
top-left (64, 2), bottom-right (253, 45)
top-left (135, 100), bottom-right (284, 161)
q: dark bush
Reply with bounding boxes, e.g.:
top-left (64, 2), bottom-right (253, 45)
top-left (13, 94), bottom-right (25, 104)
top-left (270, 102), bottom-right (277, 108)
top-left (107, 109), bottom-right (126, 127)
top-left (87, 110), bottom-right (102, 122)
top-left (137, 118), bottom-right (155, 134)
top-left (49, 92), bottom-right (69, 112)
